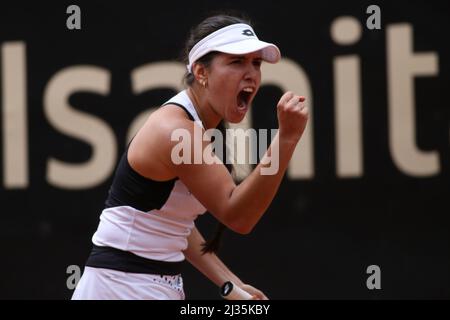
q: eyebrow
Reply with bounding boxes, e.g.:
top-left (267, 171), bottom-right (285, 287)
top-left (228, 55), bottom-right (263, 61)
top-left (228, 55), bottom-right (246, 60)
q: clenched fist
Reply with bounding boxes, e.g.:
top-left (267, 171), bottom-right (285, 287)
top-left (277, 91), bottom-right (309, 144)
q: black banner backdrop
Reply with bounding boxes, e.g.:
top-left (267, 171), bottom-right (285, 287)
top-left (0, 0), bottom-right (449, 299)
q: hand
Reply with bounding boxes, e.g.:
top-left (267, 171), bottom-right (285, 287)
top-left (240, 284), bottom-right (269, 300)
top-left (277, 91), bottom-right (308, 144)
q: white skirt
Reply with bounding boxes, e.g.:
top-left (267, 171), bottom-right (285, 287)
top-left (71, 267), bottom-right (185, 300)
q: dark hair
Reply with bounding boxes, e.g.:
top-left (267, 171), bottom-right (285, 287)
top-left (181, 13), bottom-right (252, 86)
top-left (180, 13), bottom-right (252, 254)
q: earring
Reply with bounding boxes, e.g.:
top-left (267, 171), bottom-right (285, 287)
top-left (201, 79), bottom-right (207, 88)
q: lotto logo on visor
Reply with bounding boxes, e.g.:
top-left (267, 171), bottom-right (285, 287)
top-left (242, 29), bottom-right (255, 36)
top-left (186, 23), bottom-right (281, 73)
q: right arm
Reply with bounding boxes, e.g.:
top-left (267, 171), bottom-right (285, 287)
top-left (174, 128), bottom-right (298, 234)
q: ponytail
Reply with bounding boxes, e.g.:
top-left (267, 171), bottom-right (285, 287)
top-left (201, 120), bottom-right (233, 254)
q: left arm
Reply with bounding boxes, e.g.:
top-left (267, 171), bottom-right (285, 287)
top-left (183, 226), bottom-right (268, 300)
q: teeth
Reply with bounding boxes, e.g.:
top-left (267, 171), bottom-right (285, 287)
top-left (242, 87), bottom-right (254, 93)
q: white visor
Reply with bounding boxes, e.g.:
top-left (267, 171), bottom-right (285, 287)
top-left (187, 23), bottom-right (281, 73)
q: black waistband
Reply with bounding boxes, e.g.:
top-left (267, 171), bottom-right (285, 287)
top-left (85, 245), bottom-right (184, 276)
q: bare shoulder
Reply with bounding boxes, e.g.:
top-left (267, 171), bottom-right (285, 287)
top-left (128, 104), bottom-right (195, 180)
top-left (152, 104), bottom-right (197, 133)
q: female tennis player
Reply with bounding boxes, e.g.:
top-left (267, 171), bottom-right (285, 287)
top-left (72, 13), bottom-right (308, 300)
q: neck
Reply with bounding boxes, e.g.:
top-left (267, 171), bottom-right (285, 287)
top-left (187, 86), bottom-right (221, 130)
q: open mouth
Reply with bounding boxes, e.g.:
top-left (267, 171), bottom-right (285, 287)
top-left (237, 88), bottom-right (253, 113)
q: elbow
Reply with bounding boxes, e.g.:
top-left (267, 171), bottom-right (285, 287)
top-left (226, 219), bottom-right (255, 235)
top-left (235, 226), bottom-right (253, 235)
top-left (217, 203), bottom-right (258, 235)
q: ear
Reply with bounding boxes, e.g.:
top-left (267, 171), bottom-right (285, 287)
top-left (192, 62), bottom-right (208, 83)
